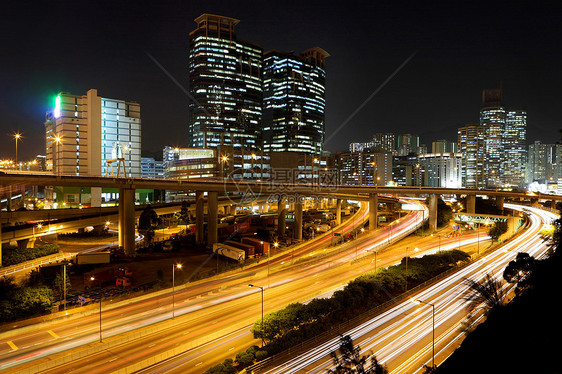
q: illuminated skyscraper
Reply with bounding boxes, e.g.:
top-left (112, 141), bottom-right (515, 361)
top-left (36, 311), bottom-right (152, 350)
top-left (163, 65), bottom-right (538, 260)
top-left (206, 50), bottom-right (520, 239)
top-left (188, 14), bottom-right (262, 151)
top-left (458, 124), bottom-right (486, 188)
top-left (263, 48), bottom-right (329, 155)
top-left (480, 88), bottom-right (505, 187)
top-left (502, 110), bottom-right (527, 187)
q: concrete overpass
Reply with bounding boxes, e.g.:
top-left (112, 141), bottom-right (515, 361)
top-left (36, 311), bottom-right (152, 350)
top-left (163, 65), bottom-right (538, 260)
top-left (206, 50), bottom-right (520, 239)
top-left (1, 172), bottom-right (558, 258)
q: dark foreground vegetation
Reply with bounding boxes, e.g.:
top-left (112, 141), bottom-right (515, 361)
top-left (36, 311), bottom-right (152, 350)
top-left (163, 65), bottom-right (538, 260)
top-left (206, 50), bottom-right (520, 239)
top-left (435, 246), bottom-right (562, 374)
top-left (1, 243), bottom-right (60, 266)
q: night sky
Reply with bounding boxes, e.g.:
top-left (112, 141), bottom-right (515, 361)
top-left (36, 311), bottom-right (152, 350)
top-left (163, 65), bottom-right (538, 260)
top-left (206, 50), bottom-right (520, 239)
top-left (2, 0), bottom-right (562, 160)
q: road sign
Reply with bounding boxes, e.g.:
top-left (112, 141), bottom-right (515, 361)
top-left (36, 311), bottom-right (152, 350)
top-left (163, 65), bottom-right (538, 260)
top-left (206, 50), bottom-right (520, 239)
top-left (78, 296), bottom-right (85, 304)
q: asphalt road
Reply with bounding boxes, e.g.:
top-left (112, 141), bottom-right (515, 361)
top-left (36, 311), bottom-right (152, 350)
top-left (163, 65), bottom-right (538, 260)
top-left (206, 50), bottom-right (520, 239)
top-left (261, 204), bottom-right (557, 374)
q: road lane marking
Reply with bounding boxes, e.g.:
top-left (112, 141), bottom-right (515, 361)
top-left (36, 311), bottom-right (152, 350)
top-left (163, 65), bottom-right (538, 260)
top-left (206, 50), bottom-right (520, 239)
top-left (7, 341), bottom-right (18, 351)
top-left (48, 330), bottom-right (60, 339)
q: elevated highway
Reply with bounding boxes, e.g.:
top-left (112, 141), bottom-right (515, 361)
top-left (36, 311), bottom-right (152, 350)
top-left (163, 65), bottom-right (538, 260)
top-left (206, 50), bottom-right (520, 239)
top-left (1, 172), bottom-right (557, 257)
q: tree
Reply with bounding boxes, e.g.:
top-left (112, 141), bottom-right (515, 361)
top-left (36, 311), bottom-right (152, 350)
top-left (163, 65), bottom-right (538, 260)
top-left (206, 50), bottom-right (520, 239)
top-left (462, 274), bottom-right (506, 314)
top-left (328, 335), bottom-right (387, 374)
top-left (138, 204), bottom-right (160, 248)
top-left (52, 271), bottom-right (71, 301)
top-left (488, 221), bottom-right (508, 241)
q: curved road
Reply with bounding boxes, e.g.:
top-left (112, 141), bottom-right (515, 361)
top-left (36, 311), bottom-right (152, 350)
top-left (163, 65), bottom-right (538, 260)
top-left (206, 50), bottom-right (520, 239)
top-left (262, 204), bottom-right (557, 374)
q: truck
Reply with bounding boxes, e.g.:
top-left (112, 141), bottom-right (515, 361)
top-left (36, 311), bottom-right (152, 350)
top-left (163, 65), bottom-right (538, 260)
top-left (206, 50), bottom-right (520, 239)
top-left (84, 267), bottom-right (115, 289)
top-left (241, 237), bottom-right (270, 255)
top-left (76, 252), bottom-right (111, 265)
top-left (212, 243), bottom-right (245, 262)
top-left (225, 240), bottom-right (255, 258)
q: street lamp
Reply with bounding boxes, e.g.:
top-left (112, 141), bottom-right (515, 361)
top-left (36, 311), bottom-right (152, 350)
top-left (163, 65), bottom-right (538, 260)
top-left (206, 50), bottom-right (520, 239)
top-left (220, 155), bottom-right (229, 178)
top-left (248, 284), bottom-right (264, 347)
top-left (405, 246), bottom-right (409, 291)
top-left (62, 262), bottom-right (71, 314)
top-left (416, 299), bottom-right (436, 370)
top-left (53, 136), bottom-right (62, 175)
top-left (14, 133), bottom-right (21, 166)
top-left (90, 276), bottom-right (102, 343)
top-left (172, 263), bottom-right (182, 319)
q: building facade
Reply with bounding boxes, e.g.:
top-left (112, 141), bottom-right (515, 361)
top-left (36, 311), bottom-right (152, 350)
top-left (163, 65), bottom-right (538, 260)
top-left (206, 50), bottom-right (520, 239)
top-left (188, 14), bottom-right (263, 153)
top-left (44, 89), bottom-right (141, 178)
top-left (502, 110), bottom-right (527, 187)
top-left (263, 48), bottom-right (329, 155)
top-left (141, 157), bottom-right (165, 179)
top-left (480, 89), bottom-right (505, 187)
top-left (458, 124), bottom-right (486, 189)
top-left (417, 152), bottom-right (462, 188)
top-left (336, 150), bottom-right (393, 186)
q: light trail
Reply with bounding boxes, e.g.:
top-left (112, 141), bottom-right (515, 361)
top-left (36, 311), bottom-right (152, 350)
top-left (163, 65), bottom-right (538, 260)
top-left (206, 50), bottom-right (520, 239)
top-left (263, 204), bottom-right (557, 374)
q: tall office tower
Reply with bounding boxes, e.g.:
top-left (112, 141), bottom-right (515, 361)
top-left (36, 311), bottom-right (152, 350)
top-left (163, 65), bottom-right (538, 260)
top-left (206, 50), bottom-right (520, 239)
top-left (502, 110), bottom-right (527, 187)
top-left (45, 89), bottom-right (141, 177)
top-left (372, 133), bottom-right (396, 153)
top-left (263, 48), bottom-right (329, 155)
top-left (480, 88), bottom-right (506, 187)
top-left (458, 124), bottom-right (486, 188)
top-left (188, 14), bottom-right (263, 151)
top-left (396, 133), bottom-right (420, 155)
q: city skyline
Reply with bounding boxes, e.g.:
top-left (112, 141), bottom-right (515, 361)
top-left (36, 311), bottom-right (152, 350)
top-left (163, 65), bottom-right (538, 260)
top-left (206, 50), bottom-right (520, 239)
top-left (2, 1), bottom-right (562, 160)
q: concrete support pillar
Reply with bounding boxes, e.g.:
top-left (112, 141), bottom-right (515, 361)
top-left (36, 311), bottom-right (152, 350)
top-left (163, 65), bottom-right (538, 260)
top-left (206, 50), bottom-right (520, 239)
top-left (118, 189), bottom-right (125, 247)
top-left (428, 194), bottom-right (438, 231)
top-left (369, 193), bottom-right (378, 231)
top-left (336, 199), bottom-right (342, 225)
top-left (230, 205), bottom-right (237, 215)
top-left (295, 194), bottom-right (303, 240)
top-left (17, 238), bottom-right (30, 251)
top-left (467, 194), bottom-right (476, 214)
top-left (121, 188), bottom-right (136, 256)
top-left (496, 196), bottom-right (504, 212)
top-left (195, 191), bottom-right (205, 245)
top-left (278, 195), bottom-right (287, 237)
top-left (207, 191), bottom-right (218, 246)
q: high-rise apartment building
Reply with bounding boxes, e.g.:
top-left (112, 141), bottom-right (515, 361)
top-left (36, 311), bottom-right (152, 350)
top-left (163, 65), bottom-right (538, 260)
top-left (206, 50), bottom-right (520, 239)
top-left (188, 14), bottom-right (262, 151)
top-left (336, 150), bottom-right (392, 186)
top-left (458, 124), bottom-right (486, 188)
top-left (263, 48), bottom-right (329, 155)
top-left (372, 133), bottom-right (396, 153)
top-left (431, 139), bottom-right (457, 154)
top-left (396, 134), bottom-right (419, 156)
top-left (44, 89), bottom-right (141, 177)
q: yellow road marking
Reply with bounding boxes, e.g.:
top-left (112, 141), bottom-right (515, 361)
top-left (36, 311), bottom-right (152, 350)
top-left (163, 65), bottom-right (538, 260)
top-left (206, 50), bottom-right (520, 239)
top-left (48, 330), bottom-right (60, 339)
top-left (7, 341), bottom-right (18, 351)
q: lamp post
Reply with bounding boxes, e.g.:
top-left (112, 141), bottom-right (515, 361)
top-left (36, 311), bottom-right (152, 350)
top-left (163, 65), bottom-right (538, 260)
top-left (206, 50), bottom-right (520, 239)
top-left (53, 136), bottom-right (62, 175)
top-left (416, 299), bottom-right (436, 370)
top-left (220, 155), bottom-right (228, 179)
top-left (63, 262), bottom-right (71, 313)
top-left (90, 276), bottom-right (102, 343)
top-left (405, 246), bottom-right (409, 291)
top-left (172, 263), bottom-right (182, 319)
top-left (14, 133), bottom-right (21, 167)
top-left (366, 248), bottom-right (378, 273)
top-left (248, 284), bottom-right (264, 347)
